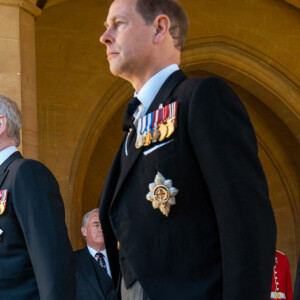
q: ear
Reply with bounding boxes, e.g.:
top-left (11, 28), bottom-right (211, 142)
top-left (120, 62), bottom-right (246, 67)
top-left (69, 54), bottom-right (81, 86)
top-left (153, 14), bottom-right (171, 44)
top-left (81, 227), bottom-right (87, 238)
top-left (0, 115), bottom-right (7, 136)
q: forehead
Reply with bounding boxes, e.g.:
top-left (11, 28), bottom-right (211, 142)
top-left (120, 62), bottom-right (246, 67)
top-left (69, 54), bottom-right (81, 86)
top-left (87, 212), bottom-right (100, 224)
top-left (107, 0), bottom-right (138, 20)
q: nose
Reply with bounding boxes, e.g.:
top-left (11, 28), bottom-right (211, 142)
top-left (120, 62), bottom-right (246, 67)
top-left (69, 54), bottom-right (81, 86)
top-left (100, 28), bottom-right (113, 45)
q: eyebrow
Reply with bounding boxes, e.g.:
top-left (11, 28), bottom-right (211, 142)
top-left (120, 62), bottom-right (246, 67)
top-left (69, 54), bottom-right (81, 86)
top-left (104, 15), bottom-right (126, 28)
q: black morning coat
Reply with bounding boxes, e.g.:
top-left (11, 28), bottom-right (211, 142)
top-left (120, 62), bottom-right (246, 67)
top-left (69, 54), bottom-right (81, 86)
top-left (75, 247), bottom-right (117, 300)
top-left (100, 70), bottom-right (277, 300)
top-left (0, 151), bottom-right (76, 300)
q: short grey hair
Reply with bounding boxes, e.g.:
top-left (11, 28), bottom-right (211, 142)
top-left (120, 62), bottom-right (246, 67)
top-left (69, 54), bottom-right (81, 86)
top-left (82, 208), bottom-right (99, 227)
top-left (0, 94), bottom-right (22, 146)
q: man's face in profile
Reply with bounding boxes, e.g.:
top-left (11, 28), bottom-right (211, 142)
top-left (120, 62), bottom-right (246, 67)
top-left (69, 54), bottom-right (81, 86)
top-left (100, 0), bottom-right (155, 80)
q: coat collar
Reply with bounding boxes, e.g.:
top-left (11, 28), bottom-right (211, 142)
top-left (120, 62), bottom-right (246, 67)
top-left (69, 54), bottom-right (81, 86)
top-left (146, 70), bottom-right (187, 114)
top-left (76, 247), bottom-right (106, 297)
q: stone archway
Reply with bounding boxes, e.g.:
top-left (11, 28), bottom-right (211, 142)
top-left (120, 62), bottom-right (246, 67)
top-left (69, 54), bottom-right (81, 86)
top-left (70, 78), bottom-right (133, 248)
top-left (70, 39), bottom-right (300, 282)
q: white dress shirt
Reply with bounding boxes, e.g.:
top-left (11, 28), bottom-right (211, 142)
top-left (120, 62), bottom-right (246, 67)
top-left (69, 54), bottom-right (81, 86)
top-left (134, 64), bottom-right (179, 121)
top-left (125, 64), bottom-right (179, 155)
top-left (0, 146), bottom-right (18, 165)
top-left (87, 245), bottom-right (112, 278)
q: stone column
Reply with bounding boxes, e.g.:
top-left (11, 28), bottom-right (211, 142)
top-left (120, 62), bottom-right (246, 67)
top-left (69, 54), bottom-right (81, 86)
top-left (0, 0), bottom-right (41, 158)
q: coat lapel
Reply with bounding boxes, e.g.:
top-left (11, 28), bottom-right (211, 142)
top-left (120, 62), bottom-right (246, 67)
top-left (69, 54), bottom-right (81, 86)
top-left (146, 70), bottom-right (187, 114)
top-left (80, 248), bottom-right (105, 298)
top-left (110, 70), bottom-right (187, 209)
top-left (100, 140), bottom-right (123, 214)
top-left (0, 151), bottom-right (22, 188)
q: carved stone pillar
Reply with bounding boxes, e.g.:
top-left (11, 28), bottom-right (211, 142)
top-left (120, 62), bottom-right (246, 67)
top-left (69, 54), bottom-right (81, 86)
top-left (0, 0), bottom-right (41, 158)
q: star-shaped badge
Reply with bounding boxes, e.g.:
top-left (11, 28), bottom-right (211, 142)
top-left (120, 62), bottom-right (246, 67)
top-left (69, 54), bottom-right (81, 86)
top-left (146, 172), bottom-right (179, 217)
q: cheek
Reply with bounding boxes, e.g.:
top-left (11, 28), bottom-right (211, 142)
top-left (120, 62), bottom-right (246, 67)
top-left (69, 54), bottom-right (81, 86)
top-left (124, 32), bottom-right (151, 53)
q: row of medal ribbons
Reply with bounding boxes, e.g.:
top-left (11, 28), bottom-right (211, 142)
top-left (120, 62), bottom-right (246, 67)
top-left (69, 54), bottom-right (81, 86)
top-left (135, 102), bottom-right (178, 149)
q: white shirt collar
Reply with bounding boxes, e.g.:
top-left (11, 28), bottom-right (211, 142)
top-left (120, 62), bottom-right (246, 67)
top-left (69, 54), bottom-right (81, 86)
top-left (0, 146), bottom-right (18, 165)
top-left (87, 245), bottom-right (107, 257)
top-left (134, 64), bottom-right (179, 118)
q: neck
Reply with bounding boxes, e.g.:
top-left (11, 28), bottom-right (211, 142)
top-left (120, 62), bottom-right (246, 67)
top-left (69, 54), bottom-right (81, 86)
top-left (127, 53), bottom-right (180, 92)
top-left (0, 140), bottom-right (16, 151)
top-left (89, 244), bottom-right (105, 252)
top-left (130, 66), bottom-right (166, 92)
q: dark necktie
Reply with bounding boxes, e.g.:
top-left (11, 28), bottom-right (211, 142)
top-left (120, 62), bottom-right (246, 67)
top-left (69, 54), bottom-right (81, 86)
top-left (95, 252), bottom-right (107, 272)
top-left (122, 97), bottom-right (141, 132)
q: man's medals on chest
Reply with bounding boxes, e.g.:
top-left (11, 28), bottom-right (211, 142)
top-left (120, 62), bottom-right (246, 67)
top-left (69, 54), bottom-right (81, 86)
top-left (0, 189), bottom-right (8, 242)
top-left (0, 189), bottom-right (8, 215)
top-left (135, 101), bottom-right (178, 149)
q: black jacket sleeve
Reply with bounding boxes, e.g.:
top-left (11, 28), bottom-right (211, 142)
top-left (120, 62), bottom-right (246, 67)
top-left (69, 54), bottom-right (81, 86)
top-left (188, 77), bottom-right (277, 299)
top-left (12, 159), bottom-right (76, 300)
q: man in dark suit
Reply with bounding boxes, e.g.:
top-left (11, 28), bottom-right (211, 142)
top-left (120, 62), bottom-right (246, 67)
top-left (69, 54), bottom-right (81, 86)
top-left (0, 94), bottom-right (76, 299)
top-left (75, 208), bottom-right (117, 300)
top-left (99, 0), bottom-right (277, 299)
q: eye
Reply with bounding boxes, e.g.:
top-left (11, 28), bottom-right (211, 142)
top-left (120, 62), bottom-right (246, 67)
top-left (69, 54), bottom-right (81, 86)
top-left (114, 20), bottom-right (124, 28)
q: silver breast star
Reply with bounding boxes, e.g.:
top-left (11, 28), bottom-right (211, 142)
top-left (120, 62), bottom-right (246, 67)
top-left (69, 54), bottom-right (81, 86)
top-left (146, 172), bottom-right (179, 217)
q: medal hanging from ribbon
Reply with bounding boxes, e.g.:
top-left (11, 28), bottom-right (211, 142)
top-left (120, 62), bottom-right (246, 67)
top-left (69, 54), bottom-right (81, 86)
top-left (135, 101), bottom-right (178, 149)
top-left (135, 113), bottom-right (145, 149)
top-left (0, 189), bottom-right (8, 215)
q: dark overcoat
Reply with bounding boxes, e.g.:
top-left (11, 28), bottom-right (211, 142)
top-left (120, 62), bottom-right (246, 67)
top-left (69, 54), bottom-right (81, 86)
top-left (0, 151), bottom-right (76, 300)
top-left (100, 71), bottom-right (277, 300)
top-left (75, 247), bottom-right (117, 300)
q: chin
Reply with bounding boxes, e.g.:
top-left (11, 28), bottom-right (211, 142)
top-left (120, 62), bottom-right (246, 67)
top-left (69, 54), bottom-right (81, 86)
top-left (109, 64), bottom-right (122, 77)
